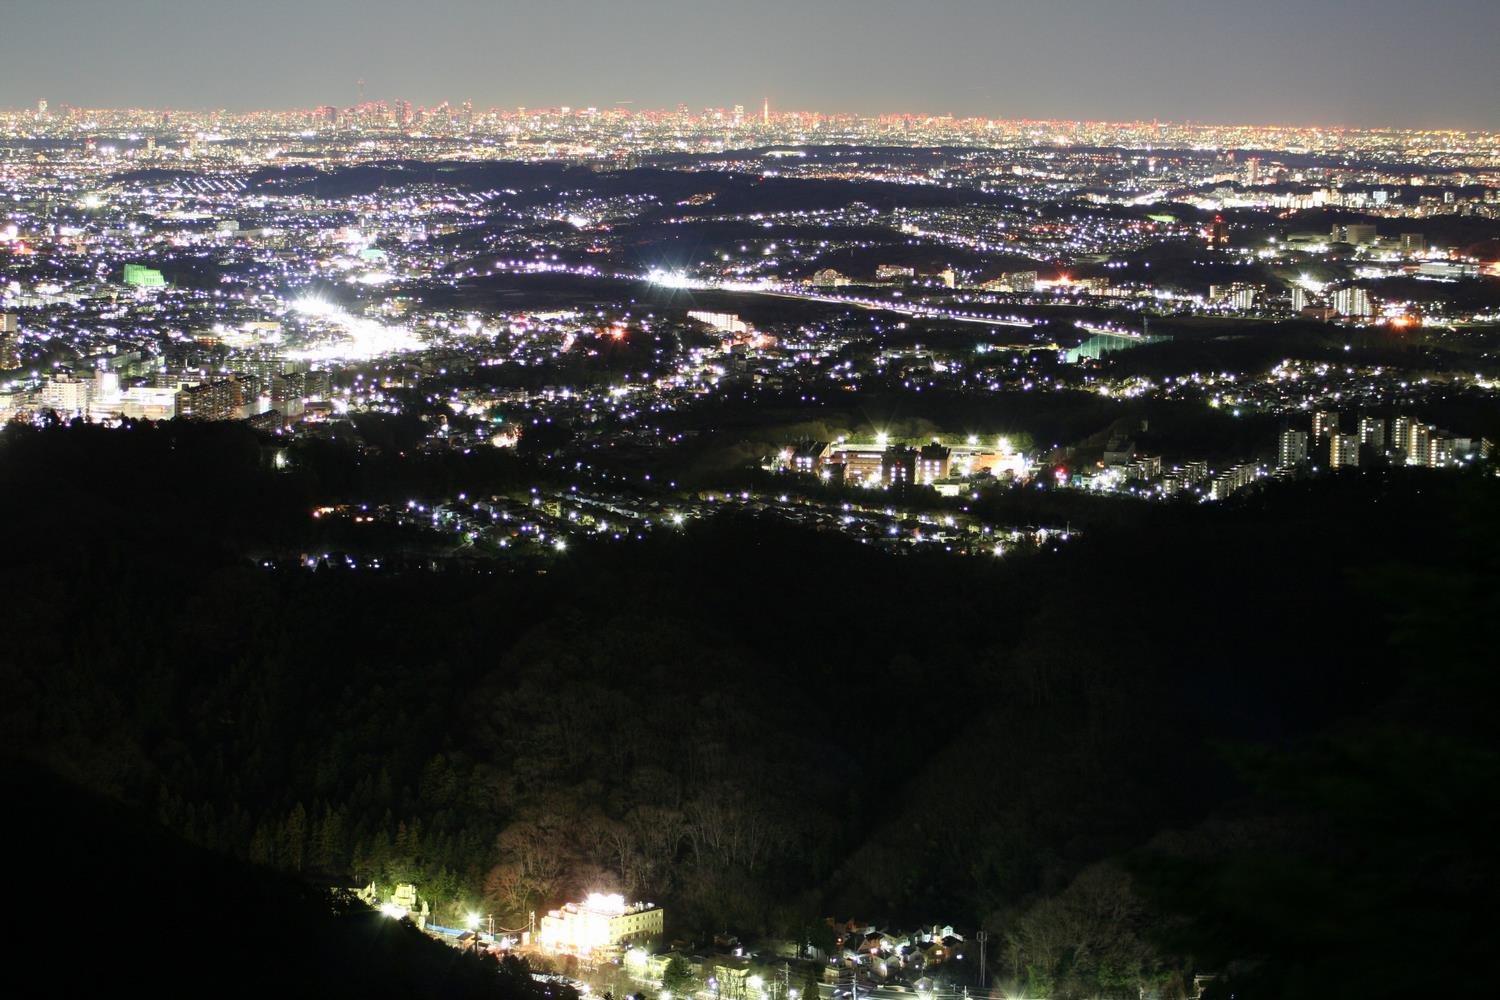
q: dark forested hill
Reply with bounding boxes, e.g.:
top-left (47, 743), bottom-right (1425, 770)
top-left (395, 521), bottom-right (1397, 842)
top-left (2, 762), bottom-right (561, 1000)
top-left (3, 421), bottom-right (1497, 1000)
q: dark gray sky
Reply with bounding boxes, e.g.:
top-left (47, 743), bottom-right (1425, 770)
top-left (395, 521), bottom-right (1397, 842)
top-left (3, 0), bottom-right (1498, 129)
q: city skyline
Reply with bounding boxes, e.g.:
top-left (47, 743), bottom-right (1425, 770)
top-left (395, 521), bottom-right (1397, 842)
top-left (3, 0), bottom-right (1499, 130)
top-left (11, 97), bottom-right (1500, 136)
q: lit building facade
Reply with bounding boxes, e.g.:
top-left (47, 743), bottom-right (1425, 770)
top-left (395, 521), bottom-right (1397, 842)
top-left (536, 893), bottom-right (663, 955)
top-left (1330, 433), bottom-right (1361, 469)
top-left (1277, 428), bottom-right (1308, 469)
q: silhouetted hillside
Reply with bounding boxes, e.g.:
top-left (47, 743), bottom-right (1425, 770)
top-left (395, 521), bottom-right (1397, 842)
top-left (2, 762), bottom-right (561, 1000)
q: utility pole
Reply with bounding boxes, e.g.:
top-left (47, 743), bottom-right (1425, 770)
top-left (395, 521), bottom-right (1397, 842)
top-left (975, 932), bottom-right (987, 991)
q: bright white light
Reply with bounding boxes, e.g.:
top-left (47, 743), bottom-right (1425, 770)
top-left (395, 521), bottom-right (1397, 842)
top-left (292, 296), bottom-right (340, 319)
top-left (536, 892), bottom-right (631, 955)
top-left (379, 903), bottom-right (408, 919)
top-left (287, 296), bottom-right (424, 362)
top-left (646, 268), bottom-right (702, 289)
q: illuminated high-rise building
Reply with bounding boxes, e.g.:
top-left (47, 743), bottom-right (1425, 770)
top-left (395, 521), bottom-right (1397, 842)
top-left (0, 314), bottom-right (21, 369)
top-left (1330, 433), bottom-right (1360, 469)
top-left (1426, 436), bottom-right (1448, 467)
top-left (177, 375), bottom-right (265, 421)
top-left (1208, 216), bottom-right (1229, 247)
top-left (1391, 416), bottom-right (1418, 460)
top-left (1277, 428), bottom-right (1308, 469)
top-left (1332, 286), bottom-right (1373, 317)
top-left (1210, 282), bottom-right (1260, 312)
top-left (1406, 422), bottom-right (1433, 466)
top-left (37, 377), bottom-right (91, 416)
top-left (1312, 410), bottom-right (1340, 440)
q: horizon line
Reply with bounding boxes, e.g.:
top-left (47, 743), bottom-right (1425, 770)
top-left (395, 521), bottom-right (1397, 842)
top-left (4, 102), bottom-right (1497, 136)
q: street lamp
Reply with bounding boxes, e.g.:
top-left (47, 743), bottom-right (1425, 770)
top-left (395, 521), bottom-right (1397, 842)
top-left (467, 912), bottom-right (482, 951)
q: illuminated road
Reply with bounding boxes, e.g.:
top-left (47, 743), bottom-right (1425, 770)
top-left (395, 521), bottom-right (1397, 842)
top-left (723, 287), bottom-right (1038, 331)
top-left (465, 261), bottom-right (1041, 334)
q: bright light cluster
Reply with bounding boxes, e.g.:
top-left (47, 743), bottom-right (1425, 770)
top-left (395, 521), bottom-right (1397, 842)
top-left (286, 295), bottom-right (425, 362)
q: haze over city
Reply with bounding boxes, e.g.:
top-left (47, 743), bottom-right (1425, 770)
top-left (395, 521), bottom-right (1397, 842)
top-left (3, 0), bottom-right (1500, 128)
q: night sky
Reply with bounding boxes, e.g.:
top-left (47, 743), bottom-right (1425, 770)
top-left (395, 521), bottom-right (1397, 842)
top-left (3, 0), bottom-right (1498, 128)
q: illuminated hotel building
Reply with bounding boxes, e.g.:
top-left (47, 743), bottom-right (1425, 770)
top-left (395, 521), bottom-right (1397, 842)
top-left (536, 893), bottom-right (663, 954)
top-left (825, 440), bottom-right (1029, 486)
top-left (916, 443), bottom-right (951, 484)
top-left (828, 444), bottom-right (886, 485)
top-left (881, 445), bottom-right (917, 486)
